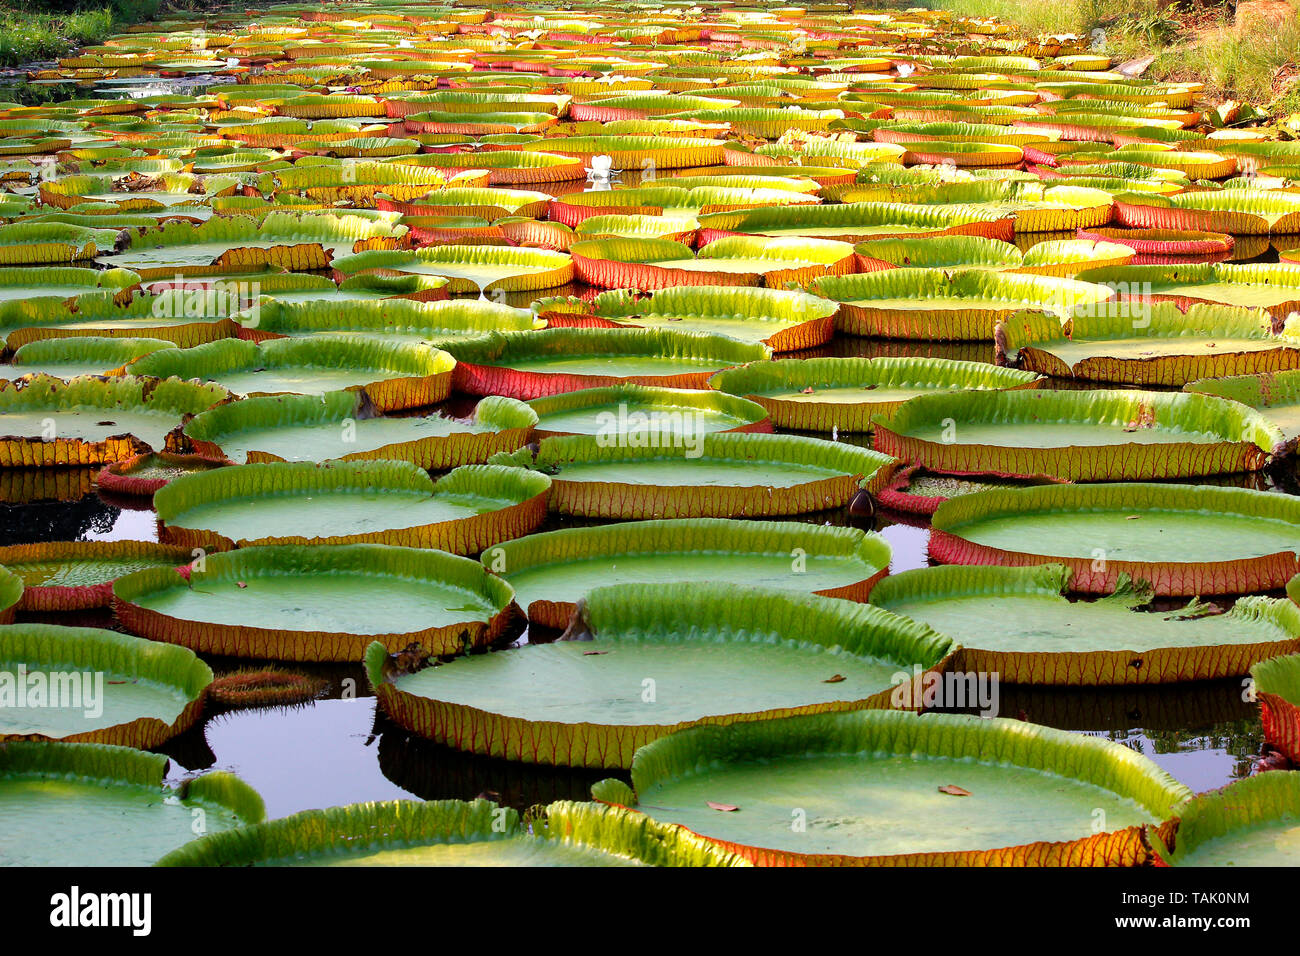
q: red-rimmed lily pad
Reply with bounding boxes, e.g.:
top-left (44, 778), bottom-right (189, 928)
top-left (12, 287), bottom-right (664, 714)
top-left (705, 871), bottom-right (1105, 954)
top-left (570, 235), bottom-right (856, 291)
top-left (0, 540), bottom-right (193, 611)
top-left (448, 328), bottom-right (770, 400)
top-left (930, 482), bottom-right (1300, 596)
top-left (872, 563), bottom-right (1300, 685)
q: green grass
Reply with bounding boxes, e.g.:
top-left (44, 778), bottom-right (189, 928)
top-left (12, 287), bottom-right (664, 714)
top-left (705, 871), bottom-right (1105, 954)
top-left (0, 0), bottom-right (160, 67)
top-left (929, 0), bottom-right (1300, 113)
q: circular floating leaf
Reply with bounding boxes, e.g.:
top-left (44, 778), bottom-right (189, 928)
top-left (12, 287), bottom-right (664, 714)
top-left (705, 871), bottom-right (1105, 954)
top-left (0, 540), bottom-right (194, 611)
top-left (5, 337), bottom-right (177, 381)
top-left (593, 709), bottom-right (1190, 866)
top-left (96, 450), bottom-right (228, 498)
top-left (486, 518), bottom-right (890, 628)
top-left (812, 268), bottom-right (1113, 341)
top-left (332, 244), bottom-right (574, 295)
top-left (129, 335), bottom-right (455, 411)
top-left (153, 459), bottom-right (549, 552)
top-left (1157, 773), bottom-right (1300, 867)
top-left (183, 391), bottom-right (535, 468)
top-left (114, 542), bottom-right (518, 661)
top-left (874, 563), bottom-right (1300, 685)
top-left (1252, 650), bottom-right (1300, 766)
top-left (156, 798), bottom-right (747, 867)
top-left (710, 356), bottom-right (1042, 432)
top-left (448, 328), bottom-right (770, 399)
top-left (1000, 303), bottom-right (1295, 387)
top-left (367, 582), bottom-right (952, 768)
top-left (0, 742), bottom-right (263, 866)
top-left (244, 297), bottom-right (539, 344)
top-left (872, 388), bottom-right (1279, 481)
top-left (528, 384), bottom-right (769, 441)
top-left (0, 623), bottom-right (213, 747)
top-left (571, 235), bottom-right (855, 291)
top-left (573, 285), bottom-right (839, 351)
top-left (930, 482), bottom-right (1300, 596)
top-left (0, 375), bottom-right (228, 466)
top-left (491, 432), bottom-right (897, 519)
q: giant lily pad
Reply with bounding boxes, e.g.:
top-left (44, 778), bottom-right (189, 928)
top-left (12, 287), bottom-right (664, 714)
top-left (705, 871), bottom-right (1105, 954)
top-left (367, 582), bottom-right (953, 768)
top-left (182, 392), bottom-right (535, 468)
top-left (242, 297), bottom-right (540, 344)
top-left (448, 328), bottom-right (770, 400)
top-left (1186, 369), bottom-right (1300, 454)
top-left (873, 388), bottom-right (1280, 481)
top-left (0, 623), bottom-right (212, 748)
top-left (1074, 263), bottom-right (1300, 319)
top-left (1156, 773), bottom-right (1300, 867)
top-left (0, 742), bottom-right (264, 866)
top-left (591, 709), bottom-right (1190, 865)
top-left (556, 285), bottom-right (840, 352)
top-left (873, 564), bottom-right (1300, 685)
top-left (0, 540), bottom-right (193, 611)
top-left (491, 432), bottom-right (897, 519)
top-left (0, 375), bottom-right (227, 466)
top-left (1000, 303), bottom-right (1298, 387)
top-left (114, 543), bottom-right (517, 661)
top-left (709, 357), bottom-right (1043, 432)
top-left (4, 336), bottom-right (177, 380)
top-left (155, 798), bottom-right (746, 867)
top-left (697, 201), bottom-right (1014, 245)
top-left (332, 244), bottom-right (574, 295)
top-left (128, 335), bottom-right (455, 411)
top-left (528, 384), bottom-right (769, 441)
top-left (97, 212), bottom-right (407, 279)
top-left (930, 482), bottom-right (1300, 595)
top-left (812, 268), bottom-right (1114, 341)
top-left (484, 518), bottom-right (889, 628)
top-left (153, 459), bottom-right (549, 553)
top-left (1252, 649), bottom-right (1300, 766)
top-left (1114, 190), bottom-right (1300, 235)
top-left (571, 235), bottom-right (855, 291)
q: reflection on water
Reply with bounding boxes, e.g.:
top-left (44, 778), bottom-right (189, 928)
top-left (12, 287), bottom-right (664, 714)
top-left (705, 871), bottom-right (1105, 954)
top-left (935, 679), bottom-right (1263, 793)
top-left (164, 669), bottom-right (1263, 820)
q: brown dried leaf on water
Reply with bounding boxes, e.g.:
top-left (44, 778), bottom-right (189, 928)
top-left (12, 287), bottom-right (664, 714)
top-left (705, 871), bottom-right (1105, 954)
top-left (938, 785), bottom-right (971, 797)
top-left (823, 674), bottom-right (845, 683)
top-left (582, 650), bottom-right (608, 656)
top-left (706, 801), bottom-right (739, 812)
top-left (1125, 515), bottom-right (1140, 520)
